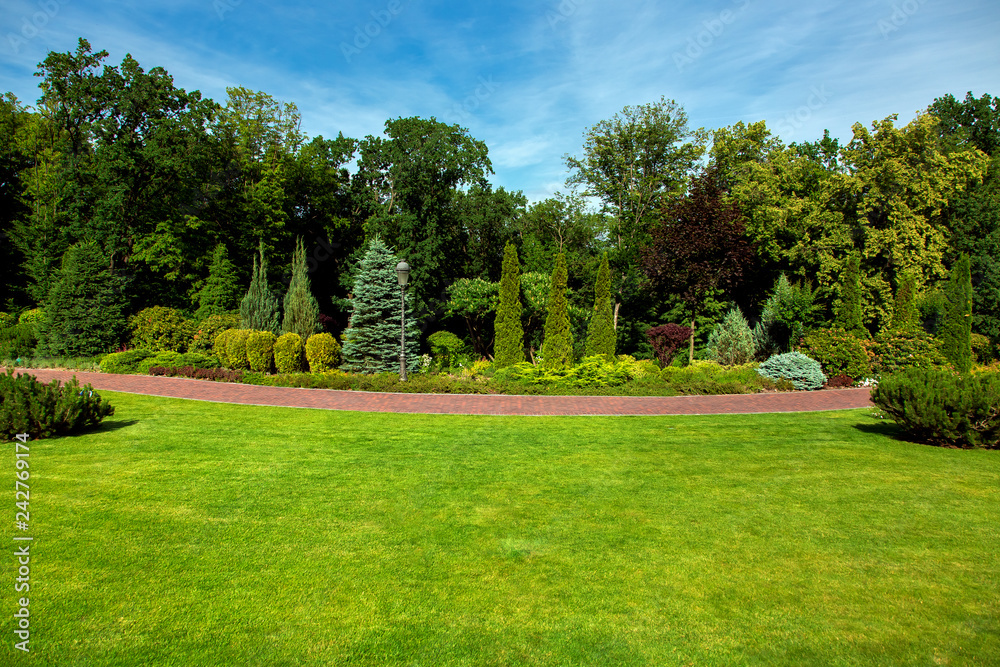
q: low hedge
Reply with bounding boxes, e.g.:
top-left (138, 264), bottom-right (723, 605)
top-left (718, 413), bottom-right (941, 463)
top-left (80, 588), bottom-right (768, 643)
top-left (1, 369), bottom-right (114, 440)
top-left (148, 366), bottom-right (243, 382)
top-left (274, 333), bottom-right (305, 374)
top-left (246, 331), bottom-right (277, 373)
top-left (100, 350), bottom-right (218, 375)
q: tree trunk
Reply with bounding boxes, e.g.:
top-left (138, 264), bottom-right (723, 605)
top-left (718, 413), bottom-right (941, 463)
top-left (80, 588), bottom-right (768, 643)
top-left (613, 301), bottom-right (620, 330)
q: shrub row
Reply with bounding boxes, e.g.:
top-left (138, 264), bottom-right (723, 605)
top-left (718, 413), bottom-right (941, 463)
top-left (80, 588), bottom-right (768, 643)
top-left (100, 350), bottom-right (219, 375)
top-left (1, 369), bottom-right (114, 440)
top-left (214, 329), bottom-right (341, 373)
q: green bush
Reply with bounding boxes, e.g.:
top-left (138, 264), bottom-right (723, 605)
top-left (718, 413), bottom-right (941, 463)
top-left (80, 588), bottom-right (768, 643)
top-left (213, 328), bottom-right (238, 368)
top-left (427, 331), bottom-right (465, 372)
top-left (18, 308), bottom-right (44, 328)
top-left (100, 349), bottom-right (156, 374)
top-left (0, 312), bottom-right (13, 329)
top-left (661, 360), bottom-right (776, 395)
top-left (799, 328), bottom-right (873, 379)
top-left (246, 330), bottom-right (277, 373)
top-left (305, 333), bottom-right (342, 373)
top-left (493, 355), bottom-right (656, 390)
top-left (873, 329), bottom-right (949, 374)
top-left (226, 329), bottom-right (252, 370)
top-left (756, 352), bottom-right (827, 390)
top-left (129, 306), bottom-right (195, 352)
top-left (872, 368), bottom-right (1000, 449)
top-left (126, 351), bottom-right (219, 375)
top-left (0, 322), bottom-right (37, 361)
top-left (707, 307), bottom-right (756, 366)
top-left (190, 313), bottom-right (240, 354)
top-left (0, 369), bottom-right (114, 440)
top-left (274, 333), bottom-right (305, 374)
top-left (971, 333), bottom-right (995, 363)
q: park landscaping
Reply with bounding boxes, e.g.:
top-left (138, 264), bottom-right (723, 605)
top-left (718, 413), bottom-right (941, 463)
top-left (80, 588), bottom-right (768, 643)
top-left (2, 391), bottom-right (998, 665)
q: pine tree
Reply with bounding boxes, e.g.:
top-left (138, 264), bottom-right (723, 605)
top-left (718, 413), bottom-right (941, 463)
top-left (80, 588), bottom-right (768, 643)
top-left (708, 306), bottom-right (755, 365)
top-left (890, 269), bottom-right (919, 332)
top-left (541, 251), bottom-right (573, 368)
top-left (282, 236), bottom-right (320, 341)
top-left (837, 251), bottom-right (865, 335)
top-left (585, 252), bottom-right (615, 357)
top-left (493, 242), bottom-right (525, 368)
top-left (194, 244), bottom-right (240, 320)
top-left (239, 241), bottom-right (280, 333)
top-left (942, 254), bottom-right (973, 373)
top-left (340, 236), bottom-right (419, 374)
top-left (37, 240), bottom-right (128, 356)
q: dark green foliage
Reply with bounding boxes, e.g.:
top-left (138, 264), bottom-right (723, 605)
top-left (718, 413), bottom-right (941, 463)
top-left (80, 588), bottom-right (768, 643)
top-left (646, 324), bottom-right (692, 368)
top-left (754, 274), bottom-right (820, 355)
top-left (586, 252), bottom-right (616, 357)
top-left (129, 306), bottom-right (195, 352)
top-left (189, 313), bottom-right (240, 354)
top-left (756, 352), bottom-right (827, 390)
top-left (282, 237), bottom-right (321, 341)
top-left (541, 252), bottom-right (573, 368)
top-left (246, 330), bottom-right (277, 373)
top-left (274, 332), bottom-right (305, 374)
top-left (942, 254), bottom-right (973, 373)
top-left (971, 333), bottom-right (995, 363)
top-left (0, 322), bottom-right (37, 361)
top-left (427, 331), bottom-right (465, 372)
top-left (891, 270), bottom-right (919, 332)
top-left (305, 332), bottom-right (342, 372)
top-left (494, 242), bottom-right (526, 368)
top-left (194, 245), bottom-right (241, 321)
top-left (340, 237), bottom-right (419, 374)
top-left (36, 241), bottom-right (128, 357)
top-left (132, 351), bottom-right (218, 375)
top-left (708, 307), bottom-right (756, 365)
top-left (872, 367), bottom-right (1000, 448)
top-left (837, 252), bottom-right (866, 335)
top-left (0, 369), bottom-right (114, 440)
top-left (799, 328), bottom-right (873, 379)
top-left (240, 242), bottom-right (280, 334)
top-left (873, 329), bottom-right (950, 374)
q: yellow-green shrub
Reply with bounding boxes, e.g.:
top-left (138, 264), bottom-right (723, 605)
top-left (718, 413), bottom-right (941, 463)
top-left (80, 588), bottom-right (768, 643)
top-left (214, 328), bottom-right (238, 368)
top-left (305, 333), bottom-right (342, 373)
top-left (129, 306), bottom-right (195, 352)
top-left (246, 330), bottom-right (277, 373)
top-left (226, 329), bottom-right (252, 370)
top-left (274, 333), bottom-right (305, 374)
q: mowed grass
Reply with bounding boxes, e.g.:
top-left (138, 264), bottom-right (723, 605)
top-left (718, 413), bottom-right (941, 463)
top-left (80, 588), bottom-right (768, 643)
top-left (3, 392), bottom-right (999, 666)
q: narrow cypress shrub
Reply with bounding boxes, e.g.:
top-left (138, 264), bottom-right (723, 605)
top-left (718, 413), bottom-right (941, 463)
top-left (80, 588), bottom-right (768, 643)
top-left (240, 241), bottom-right (280, 334)
top-left (282, 236), bottom-right (321, 341)
top-left (195, 244), bottom-right (240, 320)
top-left (493, 242), bottom-right (525, 368)
top-left (837, 251), bottom-right (865, 336)
top-left (941, 254), bottom-right (973, 374)
top-left (541, 252), bottom-right (573, 368)
top-left (585, 252), bottom-right (615, 357)
top-left (890, 269), bottom-right (919, 332)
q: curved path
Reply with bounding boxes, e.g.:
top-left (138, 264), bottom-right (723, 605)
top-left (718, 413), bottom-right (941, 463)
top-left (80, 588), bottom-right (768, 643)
top-left (9, 368), bottom-right (873, 416)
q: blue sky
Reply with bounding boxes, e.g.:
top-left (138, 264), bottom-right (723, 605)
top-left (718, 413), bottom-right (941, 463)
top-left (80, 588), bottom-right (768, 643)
top-left (2, 0), bottom-right (997, 201)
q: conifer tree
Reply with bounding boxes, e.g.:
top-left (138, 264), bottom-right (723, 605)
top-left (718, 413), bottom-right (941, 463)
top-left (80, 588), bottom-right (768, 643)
top-left (281, 236), bottom-right (320, 341)
top-left (194, 244), bottom-right (240, 320)
top-left (708, 306), bottom-right (755, 365)
top-left (585, 252), bottom-right (615, 357)
top-left (837, 251), bottom-right (865, 335)
top-left (240, 241), bottom-right (280, 333)
top-left (341, 236), bottom-right (419, 374)
top-left (890, 269), bottom-right (919, 332)
top-left (942, 254), bottom-right (973, 373)
top-left (493, 241), bottom-right (525, 368)
top-left (541, 251), bottom-right (573, 367)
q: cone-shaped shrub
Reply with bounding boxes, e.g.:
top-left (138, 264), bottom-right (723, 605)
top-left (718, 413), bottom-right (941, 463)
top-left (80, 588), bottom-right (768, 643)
top-left (756, 351), bottom-right (827, 390)
top-left (274, 332), bottom-right (306, 374)
top-left (282, 236), bottom-right (321, 341)
top-left (837, 252), bottom-right (866, 336)
top-left (941, 254), bottom-right (973, 374)
top-left (890, 270), bottom-right (919, 332)
top-left (585, 252), bottom-right (615, 357)
top-left (195, 244), bottom-right (240, 320)
top-left (240, 241), bottom-right (280, 334)
top-left (306, 332), bottom-right (342, 372)
top-left (708, 307), bottom-right (755, 365)
top-left (541, 252), bottom-right (573, 368)
top-left (494, 242), bottom-right (525, 368)
top-left (246, 330), bottom-right (277, 373)
top-left (226, 329), bottom-right (252, 370)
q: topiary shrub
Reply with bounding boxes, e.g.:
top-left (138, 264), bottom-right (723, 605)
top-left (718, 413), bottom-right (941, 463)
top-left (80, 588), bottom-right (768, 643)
top-left (246, 330), bottom-right (277, 373)
top-left (100, 349), bottom-right (156, 374)
top-left (274, 333), bottom-right (305, 374)
top-left (799, 328), bottom-right (873, 379)
top-left (226, 329), bottom-right (252, 370)
top-left (872, 368), bottom-right (1000, 449)
top-left (0, 369), bottom-right (114, 440)
top-left (873, 328), bottom-right (949, 374)
top-left (214, 328), bottom-right (238, 368)
top-left (756, 351), bottom-right (827, 390)
top-left (427, 331), bottom-right (465, 372)
top-left (306, 333), bottom-right (342, 373)
top-left (646, 324), bottom-right (692, 368)
top-left (707, 307), bottom-right (756, 366)
top-left (129, 306), bottom-right (195, 352)
top-left (190, 313), bottom-right (240, 354)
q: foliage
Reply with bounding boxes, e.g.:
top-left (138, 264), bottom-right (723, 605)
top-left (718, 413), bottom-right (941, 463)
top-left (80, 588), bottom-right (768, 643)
top-left (240, 241), bottom-right (281, 334)
top-left (754, 274), bottom-right (819, 356)
top-left (941, 254), bottom-right (973, 373)
top-left (427, 331), bottom-right (465, 373)
top-left (129, 306), bottom-right (195, 353)
top-left (837, 251), bottom-right (866, 335)
top-left (194, 244), bottom-right (241, 321)
top-left (131, 351), bottom-right (218, 375)
top-left (0, 322), bottom-right (37, 361)
top-left (340, 237), bottom-right (419, 374)
top-left (756, 352), bottom-right (827, 390)
top-left (213, 328), bottom-right (238, 368)
top-left (873, 328), bottom-right (950, 375)
top-left (890, 270), bottom-right (919, 332)
top-left (100, 350), bottom-right (156, 374)
top-left (585, 252), bottom-right (616, 357)
top-left (872, 368), bottom-right (1000, 448)
top-left (274, 332), bottom-right (306, 374)
top-left (0, 369), bottom-right (114, 440)
top-left (246, 330), bottom-right (277, 373)
top-left (446, 277), bottom-right (498, 358)
top-left (661, 360), bottom-right (778, 395)
top-left (282, 236), bottom-right (321, 341)
top-left (541, 252), bottom-right (574, 368)
top-left (18, 308), bottom-right (45, 328)
top-left (189, 313), bottom-right (240, 354)
top-left (799, 328), bottom-right (873, 379)
top-left (147, 366), bottom-right (243, 382)
top-left (646, 324), bottom-right (692, 368)
top-left (971, 333), bottom-right (995, 363)
top-left (305, 332), bottom-right (342, 373)
top-left (707, 307), bottom-right (756, 365)
top-left (492, 355), bottom-right (655, 389)
top-left (494, 241), bottom-right (525, 368)
top-left (226, 329), bottom-right (252, 370)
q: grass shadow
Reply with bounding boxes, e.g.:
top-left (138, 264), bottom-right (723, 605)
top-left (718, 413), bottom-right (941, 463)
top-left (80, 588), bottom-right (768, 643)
top-left (92, 419), bottom-right (140, 434)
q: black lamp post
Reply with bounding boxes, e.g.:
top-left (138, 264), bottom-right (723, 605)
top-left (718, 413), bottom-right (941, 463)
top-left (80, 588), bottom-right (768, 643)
top-left (396, 261), bottom-right (410, 381)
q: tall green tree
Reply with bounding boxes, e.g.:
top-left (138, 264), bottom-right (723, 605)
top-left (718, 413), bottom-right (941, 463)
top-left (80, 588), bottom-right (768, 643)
top-left (493, 242), bottom-right (525, 367)
top-left (340, 236), bottom-right (419, 374)
top-left (585, 253), bottom-right (615, 357)
top-left (282, 236), bottom-right (321, 341)
top-left (837, 252), bottom-right (866, 335)
top-left (240, 241), bottom-right (280, 333)
top-left (942, 254), bottom-right (973, 373)
top-left (194, 244), bottom-right (240, 320)
top-left (541, 252), bottom-right (573, 367)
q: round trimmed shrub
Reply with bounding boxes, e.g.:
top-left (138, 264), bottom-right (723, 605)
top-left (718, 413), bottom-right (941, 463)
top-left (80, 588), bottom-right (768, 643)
top-left (246, 330), bottom-right (277, 373)
top-left (427, 330), bottom-right (465, 372)
top-left (756, 351), bottom-right (827, 390)
top-left (226, 329), bottom-right (252, 370)
top-left (305, 333), bottom-right (342, 373)
top-left (274, 333), bottom-right (305, 374)
top-left (129, 306), bottom-right (195, 352)
top-left (213, 328), bottom-right (238, 368)
top-left (799, 328), bottom-right (872, 379)
top-left (190, 313), bottom-right (240, 354)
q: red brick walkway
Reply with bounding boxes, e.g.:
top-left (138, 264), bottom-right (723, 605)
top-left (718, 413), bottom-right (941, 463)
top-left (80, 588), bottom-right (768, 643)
top-left (9, 368), bottom-right (873, 416)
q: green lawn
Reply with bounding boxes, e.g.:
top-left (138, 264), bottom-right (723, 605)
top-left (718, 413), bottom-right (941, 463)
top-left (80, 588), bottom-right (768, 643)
top-left (4, 392), bottom-right (999, 666)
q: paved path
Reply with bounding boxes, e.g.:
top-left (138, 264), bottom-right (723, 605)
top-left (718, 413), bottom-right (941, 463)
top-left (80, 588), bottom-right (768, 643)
top-left (8, 368), bottom-right (873, 416)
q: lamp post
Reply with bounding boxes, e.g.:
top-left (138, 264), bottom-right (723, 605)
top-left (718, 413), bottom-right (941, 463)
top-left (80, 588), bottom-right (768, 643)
top-left (396, 261), bottom-right (410, 381)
